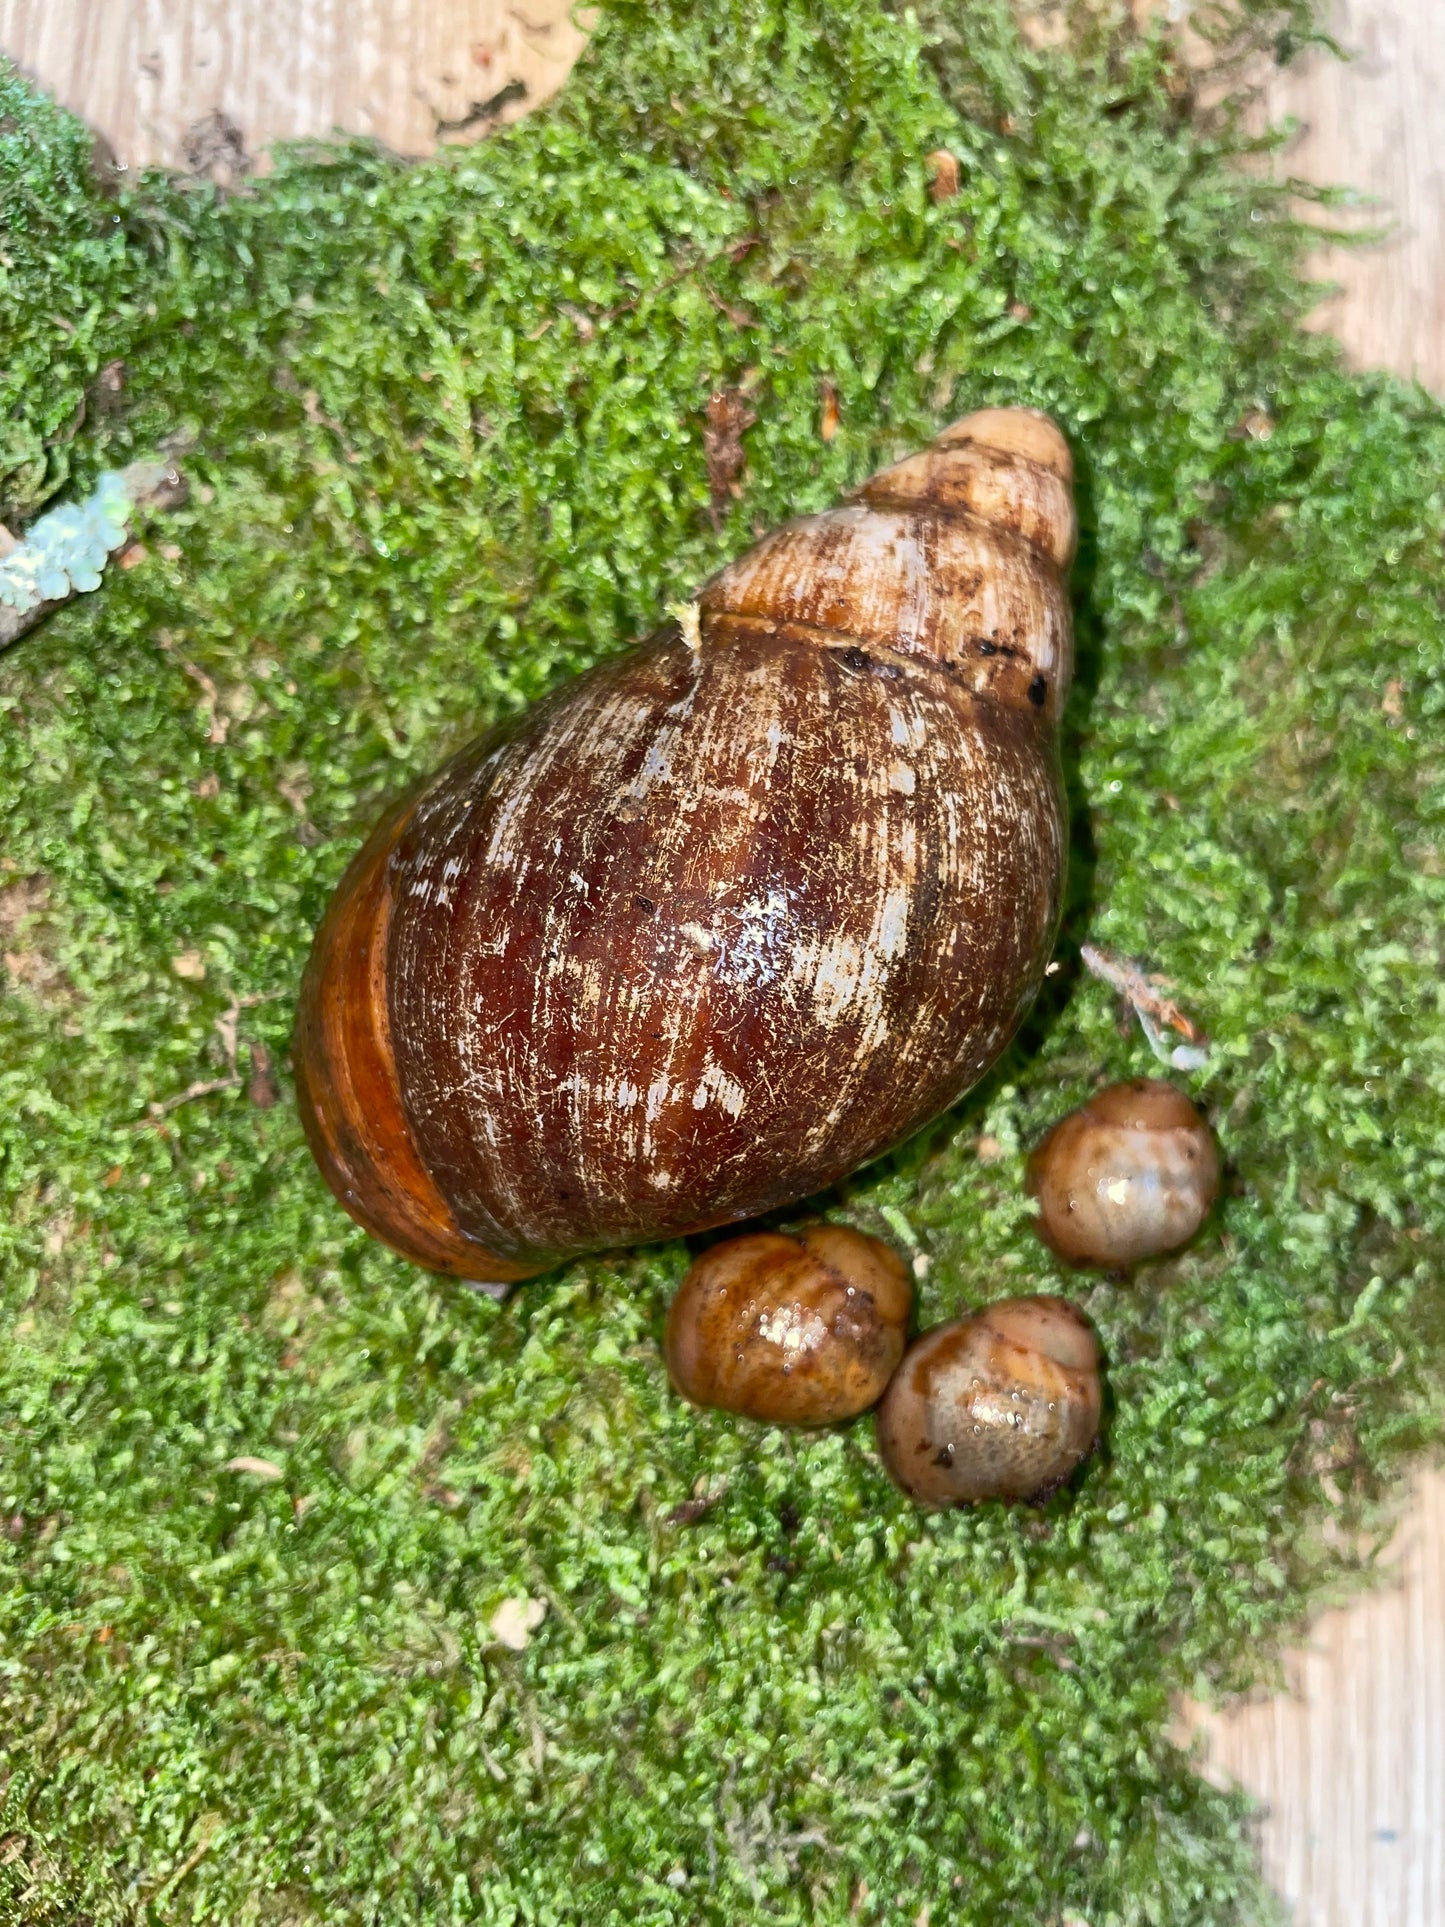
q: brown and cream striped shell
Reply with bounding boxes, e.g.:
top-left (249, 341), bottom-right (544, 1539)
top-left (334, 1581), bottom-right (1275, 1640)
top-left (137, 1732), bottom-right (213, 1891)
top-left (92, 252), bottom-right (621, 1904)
top-left (875, 1294), bottom-right (1101, 1507)
top-left (1026, 1078), bottom-right (1219, 1268)
top-left (664, 1224), bottom-right (913, 1426)
top-left (295, 407), bottom-right (1077, 1284)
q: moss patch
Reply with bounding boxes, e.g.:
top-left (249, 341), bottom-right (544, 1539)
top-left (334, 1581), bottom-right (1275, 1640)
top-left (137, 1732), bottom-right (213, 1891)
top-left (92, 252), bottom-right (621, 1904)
top-left (3, 3), bottom-right (1444, 1920)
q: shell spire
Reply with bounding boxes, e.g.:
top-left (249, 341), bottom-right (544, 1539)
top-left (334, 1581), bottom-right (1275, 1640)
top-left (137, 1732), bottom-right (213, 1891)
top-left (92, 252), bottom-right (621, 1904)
top-left (858, 406), bottom-right (1076, 567)
top-left (698, 404), bottom-right (1075, 719)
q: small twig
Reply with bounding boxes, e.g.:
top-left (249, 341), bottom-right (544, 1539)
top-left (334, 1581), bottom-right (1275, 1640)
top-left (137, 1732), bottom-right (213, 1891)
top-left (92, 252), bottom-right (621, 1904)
top-left (1080, 943), bottom-right (1204, 1039)
top-left (1080, 941), bottom-right (1210, 1070)
top-left (702, 282), bottom-right (757, 330)
top-left (224, 1455), bottom-right (284, 1479)
top-left (148, 1811), bottom-right (224, 1905)
top-left (665, 1478), bottom-right (728, 1527)
top-left (593, 235), bottom-right (763, 328)
top-left (136, 1075), bottom-right (243, 1125)
top-left (434, 78), bottom-right (527, 137)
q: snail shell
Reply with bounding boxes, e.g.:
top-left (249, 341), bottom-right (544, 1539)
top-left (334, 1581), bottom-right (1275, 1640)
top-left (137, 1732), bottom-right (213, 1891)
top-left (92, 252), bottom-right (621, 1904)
top-left (296, 407), bottom-right (1077, 1282)
top-left (874, 1294), bottom-right (1101, 1507)
top-left (664, 1224), bottom-right (912, 1426)
top-left (1026, 1078), bottom-right (1219, 1269)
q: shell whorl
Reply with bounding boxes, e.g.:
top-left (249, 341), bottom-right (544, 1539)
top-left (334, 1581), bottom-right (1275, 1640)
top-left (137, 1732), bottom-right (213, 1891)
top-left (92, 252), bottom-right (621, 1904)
top-left (698, 406), bottom-right (1076, 720)
top-left (861, 406), bottom-right (1075, 569)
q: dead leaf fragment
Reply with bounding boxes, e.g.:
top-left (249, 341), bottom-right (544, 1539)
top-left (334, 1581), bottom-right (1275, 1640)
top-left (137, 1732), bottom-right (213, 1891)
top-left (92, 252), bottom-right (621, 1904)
top-left (181, 661), bottom-right (230, 745)
top-left (94, 358), bottom-right (126, 412)
top-left (926, 149), bottom-right (960, 201)
top-left (1018, 7), bottom-right (1070, 49)
top-left (171, 949), bottom-right (207, 981)
top-left (0, 874), bottom-right (47, 936)
top-left (666, 1474), bottom-right (728, 1526)
top-left (820, 377), bottom-right (841, 443)
top-left (488, 1595), bottom-right (547, 1651)
top-left (247, 1041), bottom-right (279, 1109)
top-left (276, 766), bottom-right (312, 816)
top-left (703, 385), bottom-right (758, 526)
top-left (224, 1455), bottom-right (284, 1480)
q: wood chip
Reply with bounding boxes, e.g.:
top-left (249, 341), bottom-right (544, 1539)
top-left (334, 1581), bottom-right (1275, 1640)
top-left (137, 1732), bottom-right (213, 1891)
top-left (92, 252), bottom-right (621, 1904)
top-left (224, 1455), bottom-right (284, 1480)
top-left (926, 149), bottom-right (960, 201)
top-left (488, 1595), bottom-right (547, 1651)
top-left (819, 377), bottom-right (840, 443)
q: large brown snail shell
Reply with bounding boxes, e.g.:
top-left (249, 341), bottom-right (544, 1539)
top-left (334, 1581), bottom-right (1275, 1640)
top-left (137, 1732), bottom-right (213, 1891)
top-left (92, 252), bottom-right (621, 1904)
top-left (295, 407), bottom-right (1077, 1282)
top-left (664, 1224), bottom-right (912, 1426)
top-left (874, 1294), bottom-right (1101, 1508)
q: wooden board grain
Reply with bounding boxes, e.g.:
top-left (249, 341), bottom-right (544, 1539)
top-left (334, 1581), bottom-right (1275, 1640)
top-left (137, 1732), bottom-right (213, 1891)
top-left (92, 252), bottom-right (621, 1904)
top-left (1184, 1465), bottom-right (1445, 1926)
top-left (1259, 0), bottom-right (1445, 392)
top-left (0, 0), bottom-right (589, 167)
top-left (2, 6), bottom-right (1442, 1922)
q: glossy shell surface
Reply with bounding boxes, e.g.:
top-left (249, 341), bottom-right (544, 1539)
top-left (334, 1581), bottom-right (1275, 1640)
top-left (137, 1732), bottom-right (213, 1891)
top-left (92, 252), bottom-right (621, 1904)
top-left (296, 408), bottom-right (1077, 1279)
top-left (664, 1224), bottom-right (912, 1425)
top-left (874, 1294), bottom-right (1101, 1507)
top-left (1026, 1078), bottom-right (1219, 1269)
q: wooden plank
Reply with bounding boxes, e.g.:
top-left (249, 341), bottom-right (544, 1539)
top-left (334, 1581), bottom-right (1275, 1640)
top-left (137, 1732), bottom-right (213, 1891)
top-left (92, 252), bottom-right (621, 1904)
top-left (1260, 0), bottom-right (1445, 390)
top-left (1185, 1465), bottom-right (1445, 1926)
top-left (0, 0), bottom-right (589, 167)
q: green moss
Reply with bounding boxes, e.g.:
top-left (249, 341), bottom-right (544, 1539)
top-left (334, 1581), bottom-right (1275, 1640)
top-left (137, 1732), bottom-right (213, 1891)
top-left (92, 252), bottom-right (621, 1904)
top-left (2, 3), bottom-right (1442, 1920)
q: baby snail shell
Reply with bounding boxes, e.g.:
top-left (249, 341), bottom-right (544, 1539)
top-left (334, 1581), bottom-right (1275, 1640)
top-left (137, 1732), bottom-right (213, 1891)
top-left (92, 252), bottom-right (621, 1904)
top-left (874, 1294), bottom-right (1101, 1508)
top-left (1026, 1078), bottom-right (1219, 1269)
top-left (296, 406), bottom-right (1076, 1283)
top-left (664, 1225), bottom-right (912, 1426)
